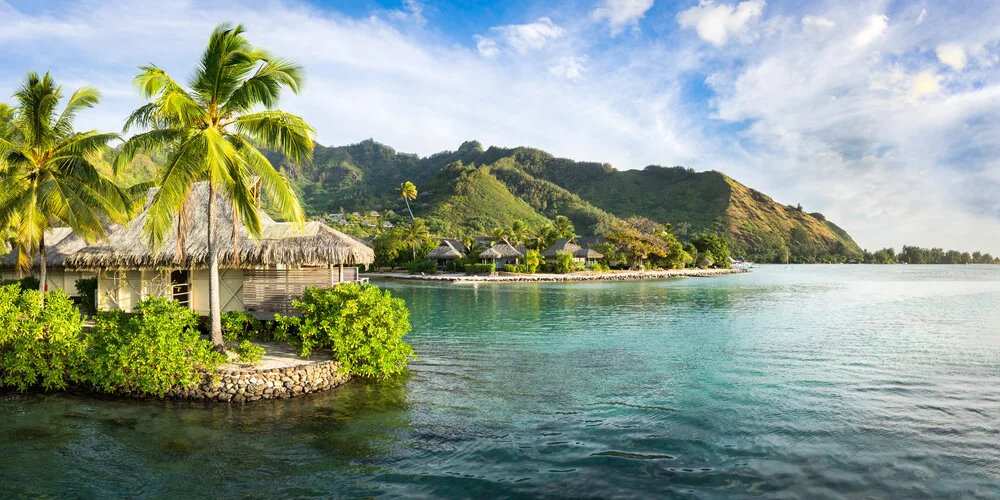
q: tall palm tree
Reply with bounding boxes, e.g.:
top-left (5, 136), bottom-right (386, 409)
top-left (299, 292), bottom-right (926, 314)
top-left (490, 227), bottom-right (506, 246)
top-left (0, 72), bottom-right (131, 300)
top-left (397, 181), bottom-right (417, 220)
top-left (531, 224), bottom-right (556, 250)
top-left (553, 215), bottom-right (575, 239)
top-left (507, 220), bottom-right (528, 245)
top-left (402, 218), bottom-right (430, 260)
top-left (115, 24), bottom-right (313, 347)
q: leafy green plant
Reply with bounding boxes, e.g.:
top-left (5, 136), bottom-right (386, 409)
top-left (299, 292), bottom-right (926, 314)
top-left (0, 285), bottom-right (87, 391)
top-left (235, 340), bottom-right (265, 365)
top-left (0, 275), bottom-right (40, 292)
top-left (554, 251), bottom-right (582, 274)
top-left (406, 259), bottom-right (437, 275)
top-left (86, 297), bottom-right (226, 397)
top-left (524, 249), bottom-right (541, 273)
top-left (75, 277), bottom-right (98, 315)
top-left (275, 283), bottom-right (414, 379)
top-left (221, 310), bottom-right (262, 343)
top-left (464, 263), bottom-right (496, 275)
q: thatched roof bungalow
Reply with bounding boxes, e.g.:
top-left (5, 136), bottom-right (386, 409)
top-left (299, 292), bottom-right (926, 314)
top-left (1, 227), bottom-right (96, 296)
top-left (541, 238), bottom-right (583, 262)
top-left (64, 182), bottom-right (373, 317)
top-left (425, 240), bottom-right (465, 269)
top-left (480, 241), bottom-right (523, 268)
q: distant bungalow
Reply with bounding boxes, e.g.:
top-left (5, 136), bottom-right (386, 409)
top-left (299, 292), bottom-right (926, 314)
top-left (479, 241), bottom-right (524, 268)
top-left (541, 238), bottom-right (603, 265)
top-left (3, 181), bottom-right (374, 317)
top-left (425, 239), bottom-right (465, 270)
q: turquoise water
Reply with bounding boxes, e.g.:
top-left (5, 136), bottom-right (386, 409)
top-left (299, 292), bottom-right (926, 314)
top-left (2, 265), bottom-right (999, 498)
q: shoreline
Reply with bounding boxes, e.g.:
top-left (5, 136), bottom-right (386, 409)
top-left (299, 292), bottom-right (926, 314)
top-left (366, 268), bottom-right (748, 283)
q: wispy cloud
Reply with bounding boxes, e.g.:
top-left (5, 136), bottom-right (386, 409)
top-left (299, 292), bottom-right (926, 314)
top-left (590, 0), bottom-right (655, 36)
top-left (677, 0), bottom-right (765, 47)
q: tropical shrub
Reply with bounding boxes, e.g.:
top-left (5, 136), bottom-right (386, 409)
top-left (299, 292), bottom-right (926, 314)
top-left (221, 310), bottom-right (262, 343)
top-left (464, 263), bottom-right (496, 275)
top-left (554, 251), bottom-right (582, 274)
top-left (503, 264), bottom-right (528, 273)
top-left (406, 259), bottom-right (437, 275)
top-left (0, 286), bottom-right (87, 391)
top-left (75, 277), bottom-right (98, 315)
top-left (275, 283), bottom-right (414, 379)
top-left (86, 298), bottom-right (226, 397)
top-left (0, 275), bottom-right (41, 292)
top-left (235, 340), bottom-right (265, 365)
top-left (524, 249), bottom-right (541, 273)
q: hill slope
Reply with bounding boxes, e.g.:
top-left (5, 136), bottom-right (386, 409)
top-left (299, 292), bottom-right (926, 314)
top-left (269, 139), bottom-right (860, 261)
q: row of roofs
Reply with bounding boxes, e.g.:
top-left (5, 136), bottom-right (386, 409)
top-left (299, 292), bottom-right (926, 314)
top-left (425, 237), bottom-right (606, 266)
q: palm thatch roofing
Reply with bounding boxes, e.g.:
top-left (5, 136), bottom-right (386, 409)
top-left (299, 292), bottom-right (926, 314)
top-left (1, 227), bottom-right (91, 269)
top-left (425, 240), bottom-right (464, 260)
top-left (65, 182), bottom-right (374, 270)
top-left (479, 241), bottom-right (524, 260)
top-left (573, 247), bottom-right (604, 259)
top-left (541, 238), bottom-right (582, 258)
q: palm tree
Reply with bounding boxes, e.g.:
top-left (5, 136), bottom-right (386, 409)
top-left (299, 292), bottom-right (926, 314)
top-left (531, 224), bottom-right (556, 250)
top-left (553, 215), bottom-right (575, 239)
top-left (115, 24), bottom-right (313, 348)
top-left (0, 73), bottom-right (131, 300)
top-left (402, 218), bottom-right (430, 260)
top-left (490, 227), bottom-right (506, 246)
top-left (397, 181), bottom-right (417, 220)
top-left (507, 220), bottom-right (528, 245)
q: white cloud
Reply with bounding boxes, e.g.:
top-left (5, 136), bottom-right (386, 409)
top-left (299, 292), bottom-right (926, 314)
top-left (387, 0), bottom-right (426, 27)
top-left (910, 71), bottom-right (941, 101)
top-left (936, 43), bottom-right (967, 71)
top-left (590, 0), bottom-right (655, 36)
top-left (851, 14), bottom-right (888, 49)
top-left (475, 36), bottom-right (499, 58)
top-left (801, 15), bottom-right (834, 33)
top-left (550, 56), bottom-right (588, 81)
top-left (916, 8), bottom-right (926, 25)
top-left (677, 0), bottom-right (766, 47)
top-left (479, 17), bottom-right (563, 56)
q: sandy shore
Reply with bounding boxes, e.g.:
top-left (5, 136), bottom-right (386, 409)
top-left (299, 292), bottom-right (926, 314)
top-left (366, 268), bottom-right (748, 283)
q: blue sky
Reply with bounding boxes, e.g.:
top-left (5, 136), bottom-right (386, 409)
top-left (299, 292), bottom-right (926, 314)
top-left (2, 0), bottom-right (1000, 252)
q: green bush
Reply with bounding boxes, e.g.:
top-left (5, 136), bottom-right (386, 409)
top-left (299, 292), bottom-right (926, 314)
top-left (75, 277), bottom-right (98, 315)
top-left (221, 310), bottom-right (262, 343)
top-left (554, 251), bottom-right (582, 273)
top-left (0, 285), bottom-right (87, 391)
top-left (235, 340), bottom-right (265, 365)
top-left (275, 283), bottom-right (414, 379)
top-left (503, 264), bottom-right (528, 273)
top-left (524, 249), bottom-right (541, 274)
top-left (86, 297), bottom-right (226, 397)
top-left (588, 262), bottom-right (610, 272)
top-left (406, 259), bottom-right (437, 275)
top-left (464, 263), bottom-right (496, 275)
top-left (0, 275), bottom-right (40, 292)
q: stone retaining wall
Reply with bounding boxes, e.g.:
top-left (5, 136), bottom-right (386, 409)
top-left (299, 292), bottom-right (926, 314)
top-left (166, 360), bottom-right (351, 403)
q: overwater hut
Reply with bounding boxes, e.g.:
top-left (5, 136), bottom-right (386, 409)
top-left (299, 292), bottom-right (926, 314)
top-left (64, 182), bottom-right (374, 317)
top-left (0, 227), bottom-right (96, 296)
top-left (425, 240), bottom-right (465, 270)
top-left (479, 241), bottom-right (523, 268)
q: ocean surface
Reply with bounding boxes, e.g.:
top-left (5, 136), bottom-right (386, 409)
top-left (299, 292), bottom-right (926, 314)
top-left (2, 265), bottom-right (999, 498)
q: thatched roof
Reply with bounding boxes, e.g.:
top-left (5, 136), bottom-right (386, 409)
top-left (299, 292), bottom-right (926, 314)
top-left (65, 182), bottom-right (374, 270)
top-left (1, 227), bottom-right (91, 269)
top-left (541, 238), bottom-right (582, 257)
top-left (480, 241), bottom-right (524, 259)
top-left (426, 240), bottom-right (464, 260)
top-left (573, 247), bottom-right (604, 259)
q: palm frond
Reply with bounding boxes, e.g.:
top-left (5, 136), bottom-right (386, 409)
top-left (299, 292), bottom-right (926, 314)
top-left (232, 110), bottom-right (314, 164)
top-left (231, 134), bottom-right (304, 225)
top-left (53, 86), bottom-right (100, 137)
top-left (113, 128), bottom-right (182, 175)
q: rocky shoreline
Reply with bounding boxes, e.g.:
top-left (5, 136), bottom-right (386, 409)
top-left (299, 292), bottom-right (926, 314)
top-left (367, 268), bottom-right (748, 283)
top-left (165, 360), bottom-right (350, 403)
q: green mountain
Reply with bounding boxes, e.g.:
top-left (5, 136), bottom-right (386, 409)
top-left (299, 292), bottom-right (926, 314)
top-left (268, 139), bottom-right (861, 262)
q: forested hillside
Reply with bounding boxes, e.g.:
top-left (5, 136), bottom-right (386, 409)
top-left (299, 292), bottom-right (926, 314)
top-left (273, 139), bottom-right (862, 262)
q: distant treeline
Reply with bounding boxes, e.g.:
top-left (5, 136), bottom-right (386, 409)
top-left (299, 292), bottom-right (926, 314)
top-left (863, 246), bottom-right (999, 265)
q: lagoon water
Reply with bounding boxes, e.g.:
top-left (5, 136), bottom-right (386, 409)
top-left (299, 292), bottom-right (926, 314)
top-left (2, 265), bottom-right (999, 498)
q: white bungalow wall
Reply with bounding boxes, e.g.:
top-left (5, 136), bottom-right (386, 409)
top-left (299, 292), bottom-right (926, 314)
top-left (2, 269), bottom-right (96, 296)
top-left (190, 269), bottom-right (244, 315)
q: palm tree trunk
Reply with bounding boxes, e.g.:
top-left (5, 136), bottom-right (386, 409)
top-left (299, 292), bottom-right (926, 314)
top-left (207, 182), bottom-right (224, 350)
top-left (404, 198), bottom-right (414, 221)
top-left (38, 233), bottom-right (46, 304)
top-left (411, 242), bottom-right (416, 261)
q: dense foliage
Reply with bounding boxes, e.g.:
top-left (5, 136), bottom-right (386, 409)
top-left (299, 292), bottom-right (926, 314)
top-left (75, 277), bottom-right (98, 315)
top-left (0, 275), bottom-right (40, 291)
top-left (235, 339), bottom-right (265, 364)
top-left (860, 246), bottom-right (999, 265)
top-left (87, 298), bottom-right (226, 397)
top-left (0, 286), bottom-right (86, 391)
top-left (465, 263), bottom-right (496, 275)
top-left (221, 310), bottom-right (263, 343)
top-left (275, 284), bottom-right (414, 379)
